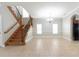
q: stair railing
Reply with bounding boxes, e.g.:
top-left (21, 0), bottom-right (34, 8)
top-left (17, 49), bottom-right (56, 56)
top-left (7, 6), bottom-right (23, 26)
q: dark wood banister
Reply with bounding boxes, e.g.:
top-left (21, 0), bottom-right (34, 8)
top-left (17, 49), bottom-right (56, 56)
top-left (7, 6), bottom-right (23, 26)
top-left (4, 22), bottom-right (17, 33)
top-left (15, 6), bottom-right (22, 18)
top-left (15, 6), bottom-right (23, 26)
top-left (7, 6), bottom-right (17, 20)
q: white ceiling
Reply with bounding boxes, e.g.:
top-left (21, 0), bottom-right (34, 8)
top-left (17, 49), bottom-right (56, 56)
top-left (21, 2), bottom-right (79, 18)
top-left (1, 2), bottom-right (79, 18)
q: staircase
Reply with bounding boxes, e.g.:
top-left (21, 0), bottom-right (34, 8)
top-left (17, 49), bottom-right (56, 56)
top-left (5, 6), bottom-right (33, 46)
top-left (5, 26), bottom-right (24, 46)
top-left (5, 23), bottom-right (32, 46)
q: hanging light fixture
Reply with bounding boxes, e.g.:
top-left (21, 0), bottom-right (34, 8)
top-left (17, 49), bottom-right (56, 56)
top-left (46, 17), bottom-right (53, 23)
top-left (46, 12), bottom-right (53, 23)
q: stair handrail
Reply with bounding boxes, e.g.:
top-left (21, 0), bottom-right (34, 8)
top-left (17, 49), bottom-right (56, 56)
top-left (7, 6), bottom-right (23, 26)
top-left (4, 22), bottom-right (17, 34)
top-left (15, 6), bottom-right (22, 19)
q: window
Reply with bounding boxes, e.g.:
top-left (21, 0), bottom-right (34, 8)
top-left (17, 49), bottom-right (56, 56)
top-left (37, 24), bottom-right (42, 34)
top-left (52, 24), bottom-right (58, 34)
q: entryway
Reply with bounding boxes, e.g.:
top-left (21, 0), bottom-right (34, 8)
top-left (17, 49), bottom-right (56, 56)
top-left (33, 18), bottom-right (62, 39)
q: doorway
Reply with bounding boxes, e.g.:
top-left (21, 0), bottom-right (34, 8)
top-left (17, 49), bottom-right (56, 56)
top-left (72, 14), bottom-right (79, 40)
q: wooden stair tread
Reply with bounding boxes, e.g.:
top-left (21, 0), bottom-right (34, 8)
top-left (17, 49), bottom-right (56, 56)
top-left (5, 26), bottom-right (26, 46)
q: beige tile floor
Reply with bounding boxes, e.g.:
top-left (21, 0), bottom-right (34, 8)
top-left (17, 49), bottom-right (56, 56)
top-left (0, 37), bottom-right (79, 57)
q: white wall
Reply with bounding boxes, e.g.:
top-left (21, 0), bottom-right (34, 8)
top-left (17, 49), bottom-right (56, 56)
top-left (0, 15), bottom-right (4, 47)
top-left (62, 8), bottom-right (79, 41)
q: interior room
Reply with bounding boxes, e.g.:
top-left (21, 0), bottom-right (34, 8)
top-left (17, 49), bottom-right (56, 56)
top-left (0, 2), bottom-right (79, 57)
